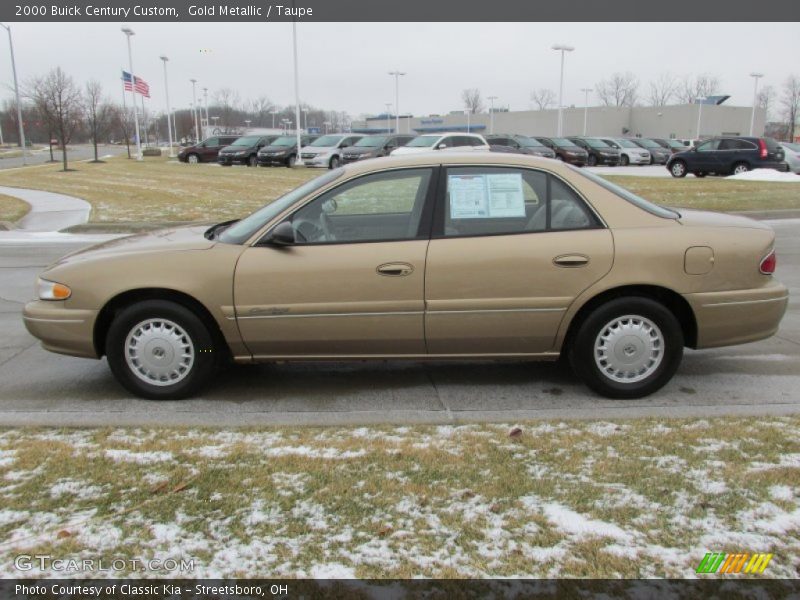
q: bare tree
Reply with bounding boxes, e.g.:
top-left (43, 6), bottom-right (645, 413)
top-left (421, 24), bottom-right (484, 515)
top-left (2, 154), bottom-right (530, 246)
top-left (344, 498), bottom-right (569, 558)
top-left (676, 74), bottom-right (721, 103)
top-left (213, 88), bottom-right (242, 129)
top-left (648, 73), bottom-right (677, 107)
top-left (248, 96), bottom-right (275, 127)
top-left (596, 72), bottom-right (639, 107)
top-left (29, 67), bottom-right (83, 171)
top-left (461, 88), bottom-right (484, 114)
top-left (530, 88), bottom-right (556, 110)
top-left (757, 85), bottom-right (776, 120)
top-left (84, 80), bottom-right (115, 162)
top-left (781, 74), bottom-right (800, 141)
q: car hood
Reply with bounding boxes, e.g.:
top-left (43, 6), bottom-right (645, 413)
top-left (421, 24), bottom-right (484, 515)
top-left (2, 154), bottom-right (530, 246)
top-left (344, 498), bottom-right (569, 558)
top-left (49, 225), bottom-right (216, 268)
top-left (391, 146), bottom-right (433, 155)
top-left (344, 147), bottom-right (379, 155)
top-left (260, 145), bottom-right (294, 153)
top-left (301, 145), bottom-right (336, 153)
top-left (559, 146), bottom-right (587, 153)
top-left (219, 145), bottom-right (250, 153)
top-left (677, 208), bottom-right (772, 231)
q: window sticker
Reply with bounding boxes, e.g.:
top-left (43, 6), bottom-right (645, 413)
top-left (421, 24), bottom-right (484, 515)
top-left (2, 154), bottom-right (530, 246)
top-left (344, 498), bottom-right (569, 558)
top-left (448, 173), bottom-right (525, 219)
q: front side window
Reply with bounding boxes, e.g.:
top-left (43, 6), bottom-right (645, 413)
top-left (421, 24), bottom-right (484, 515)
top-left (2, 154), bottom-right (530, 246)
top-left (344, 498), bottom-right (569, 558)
top-left (696, 139), bottom-right (721, 152)
top-left (204, 138), bottom-right (219, 147)
top-left (441, 167), bottom-right (600, 238)
top-left (288, 168), bottom-right (433, 244)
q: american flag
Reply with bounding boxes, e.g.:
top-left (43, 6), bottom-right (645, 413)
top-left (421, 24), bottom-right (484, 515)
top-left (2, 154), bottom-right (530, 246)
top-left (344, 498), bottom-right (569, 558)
top-left (122, 70), bottom-right (150, 98)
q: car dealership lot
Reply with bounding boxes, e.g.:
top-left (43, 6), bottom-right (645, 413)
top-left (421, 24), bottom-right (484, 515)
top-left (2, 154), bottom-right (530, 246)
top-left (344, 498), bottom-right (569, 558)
top-left (0, 218), bottom-right (798, 426)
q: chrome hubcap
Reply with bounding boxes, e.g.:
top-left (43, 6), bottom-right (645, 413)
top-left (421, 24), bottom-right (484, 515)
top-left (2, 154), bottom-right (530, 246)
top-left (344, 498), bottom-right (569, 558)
top-left (594, 315), bottom-right (664, 383)
top-left (673, 163), bottom-right (684, 175)
top-left (734, 165), bottom-right (748, 174)
top-left (188, 155), bottom-right (198, 164)
top-left (125, 318), bottom-right (194, 387)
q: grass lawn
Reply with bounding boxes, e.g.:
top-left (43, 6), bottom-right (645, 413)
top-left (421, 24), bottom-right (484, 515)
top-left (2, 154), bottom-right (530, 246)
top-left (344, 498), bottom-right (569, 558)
top-left (0, 193), bottom-right (30, 223)
top-left (1, 417), bottom-right (798, 578)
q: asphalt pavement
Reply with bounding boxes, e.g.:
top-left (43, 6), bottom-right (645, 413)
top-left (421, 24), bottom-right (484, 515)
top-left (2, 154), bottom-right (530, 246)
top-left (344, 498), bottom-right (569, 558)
top-left (0, 220), bottom-right (798, 427)
top-left (0, 144), bottom-right (129, 170)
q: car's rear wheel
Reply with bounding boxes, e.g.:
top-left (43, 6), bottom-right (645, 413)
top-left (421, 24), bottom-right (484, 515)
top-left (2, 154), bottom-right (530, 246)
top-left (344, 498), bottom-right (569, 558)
top-left (186, 154), bottom-right (199, 164)
top-left (106, 300), bottom-right (218, 400)
top-left (248, 155), bottom-right (258, 167)
top-left (732, 162), bottom-right (750, 175)
top-left (569, 297), bottom-right (684, 399)
top-left (587, 154), bottom-right (597, 167)
top-left (286, 154), bottom-right (296, 168)
top-left (669, 160), bottom-right (687, 178)
top-left (620, 154), bottom-right (630, 166)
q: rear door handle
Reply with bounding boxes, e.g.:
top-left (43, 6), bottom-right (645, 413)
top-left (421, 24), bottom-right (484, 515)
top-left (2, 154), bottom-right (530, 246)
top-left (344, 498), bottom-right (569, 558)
top-left (553, 254), bottom-right (590, 268)
top-left (376, 262), bottom-right (414, 276)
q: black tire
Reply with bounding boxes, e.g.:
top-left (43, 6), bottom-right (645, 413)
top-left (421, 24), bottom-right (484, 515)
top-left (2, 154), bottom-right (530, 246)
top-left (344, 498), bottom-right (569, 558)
top-left (329, 155), bottom-right (341, 169)
top-left (620, 154), bottom-right (630, 166)
top-left (248, 154), bottom-right (258, 167)
top-left (732, 162), bottom-right (750, 175)
top-left (669, 160), bottom-right (687, 178)
top-left (587, 154), bottom-right (597, 167)
top-left (286, 154), bottom-right (296, 168)
top-left (106, 300), bottom-right (218, 400)
top-left (568, 297), bottom-right (684, 399)
top-left (186, 153), bottom-right (200, 164)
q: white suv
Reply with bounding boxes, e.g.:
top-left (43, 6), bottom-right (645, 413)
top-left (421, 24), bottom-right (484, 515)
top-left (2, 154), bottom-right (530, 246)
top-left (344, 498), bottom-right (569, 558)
top-left (299, 134), bottom-right (363, 169)
top-left (391, 133), bottom-right (489, 156)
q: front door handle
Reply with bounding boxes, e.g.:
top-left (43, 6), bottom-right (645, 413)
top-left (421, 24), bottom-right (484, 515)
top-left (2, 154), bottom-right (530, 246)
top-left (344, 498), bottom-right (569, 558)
top-left (553, 254), bottom-right (590, 268)
top-left (376, 262), bottom-right (414, 277)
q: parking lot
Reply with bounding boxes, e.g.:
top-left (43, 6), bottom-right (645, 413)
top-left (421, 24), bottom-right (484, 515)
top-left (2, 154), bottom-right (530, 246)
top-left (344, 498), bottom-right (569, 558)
top-left (1, 218), bottom-right (797, 426)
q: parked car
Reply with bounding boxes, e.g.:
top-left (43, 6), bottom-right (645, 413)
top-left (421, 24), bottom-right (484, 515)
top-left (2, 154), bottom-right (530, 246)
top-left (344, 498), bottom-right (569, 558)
top-left (257, 135), bottom-right (318, 168)
top-left (24, 153), bottom-right (787, 401)
top-left (567, 137), bottom-right (620, 166)
top-left (630, 138), bottom-right (671, 165)
top-left (341, 134), bottom-right (415, 164)
top-left (533, 137), bottom-right (589, 166)
top-left (390, 133), bottom-right (489, 155)
top-left (597, 138), bottom-right (651, 166)
top-left (217, 135), bottom-right (280, 167)
top-left (177, 135), bottom-right (239, 164)
top-left (779, 141), bottom-right (800, 174)
top-left (651, 138), bottom-right (690, 154)
top-left (485, 134), bottom-right (556, 159)
top-left (666, 136), bottom-right (788, 178)
top-left (300, 134), bottom-right (364, 169)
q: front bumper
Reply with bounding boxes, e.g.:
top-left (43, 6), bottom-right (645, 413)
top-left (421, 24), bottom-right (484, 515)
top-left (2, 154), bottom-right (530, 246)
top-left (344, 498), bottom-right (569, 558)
top-left (597, 154), bottom-right (620, 165)
top-left (23, 300), bottom-right (99, 358)
top-left (684, 281), bottom-right (789, 349)
top-left (257, 154), bottom-right (289, 166)
top-left (300, 154), bottom-right (332, 167)
top-left (218, 155), bottom-right (248, 165)
top-left (629, 154), bottom-right (651, 165)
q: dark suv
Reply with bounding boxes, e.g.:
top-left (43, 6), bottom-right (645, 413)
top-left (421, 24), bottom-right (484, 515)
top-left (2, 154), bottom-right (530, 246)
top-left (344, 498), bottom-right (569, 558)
top-left (567, 137), bottom-right (620, 166)
top-left (177, 135), bottom-right (239, 164)
top-left (341, 134), bottom-right (414, 163)
top-left (667, 136), bottom-right (787, 178)
top-left (533, 137), bottom-right (589, 166)
top-left (485, 134), bottom-right (556, 158)
top-left (217, 135), bottom-right (280, 167)
top-left (256, 135), bottom-right (318, 168)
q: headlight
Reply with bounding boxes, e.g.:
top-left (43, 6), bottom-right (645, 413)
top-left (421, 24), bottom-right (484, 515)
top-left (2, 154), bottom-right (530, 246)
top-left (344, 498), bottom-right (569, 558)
top-left (37, 278), bottom-right (71, 301)
top-left (360, 152), bottom-right (373, 158)
top-left (235, 151), bottom-right (247, 156)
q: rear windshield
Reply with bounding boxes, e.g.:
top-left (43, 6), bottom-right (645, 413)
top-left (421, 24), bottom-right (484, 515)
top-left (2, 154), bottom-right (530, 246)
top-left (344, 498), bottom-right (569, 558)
top-left (570, 166), bottom-right (679, 220)
top-left (231, 136), bottom-right (262, 146)
top-left (355, 136), bottom-right (387, 147)
top-left (406, 136), bottom-right (438, 147)
top-left (270, 137), bottom-right (297, 147)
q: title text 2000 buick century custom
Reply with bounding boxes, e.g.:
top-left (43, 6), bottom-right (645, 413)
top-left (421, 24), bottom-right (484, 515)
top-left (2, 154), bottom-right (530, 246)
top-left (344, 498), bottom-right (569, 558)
top-left (24, 153), bottom-right (788, 400)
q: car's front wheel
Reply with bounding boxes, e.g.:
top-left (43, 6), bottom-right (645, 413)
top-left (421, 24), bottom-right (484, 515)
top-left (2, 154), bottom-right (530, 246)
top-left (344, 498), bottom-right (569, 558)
top-left (620, 154), bottom-right (630, 166)
top-left (569, 297), bottom-right (684, 399)
top-left (669, 160), bottom-right (687, 177)
top-left (106, 300), bottom-right (218, 400)
top-left (186, 153), bottom-right (200, 164)
top-left (329, 156), bottom-right (341, 169)
top-left (587, 154), bottom-right (597, 167)
top-left (248, 154), bottom-right (258, 167)
top-left (286, 154), bottom-right (296, 168)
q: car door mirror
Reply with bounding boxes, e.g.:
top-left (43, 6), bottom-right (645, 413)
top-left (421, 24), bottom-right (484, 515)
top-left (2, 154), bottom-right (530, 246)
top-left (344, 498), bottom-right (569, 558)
top-left (437, 143), bottom-right (447, 150)
top-left (263, 221), bottom-right (295, 246)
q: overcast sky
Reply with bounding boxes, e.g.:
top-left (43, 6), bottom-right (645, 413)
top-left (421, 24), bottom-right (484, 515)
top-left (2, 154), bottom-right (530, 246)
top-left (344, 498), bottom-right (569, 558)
top-left (3, 22), bottom-right (798, 118)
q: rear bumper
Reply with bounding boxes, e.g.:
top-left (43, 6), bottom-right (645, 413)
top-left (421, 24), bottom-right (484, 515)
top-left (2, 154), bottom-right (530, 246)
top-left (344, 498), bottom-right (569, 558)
top-left (23, 300), bottom-right (99, 358)
top-left (684, 281), bottom-right (789, 349)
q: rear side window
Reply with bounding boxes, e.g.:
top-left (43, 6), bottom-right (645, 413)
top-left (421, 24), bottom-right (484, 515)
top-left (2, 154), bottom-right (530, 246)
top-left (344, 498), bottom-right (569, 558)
top-left (439, 166), bottom-right (600, 238)
top-left (720, 139), bottom-right (756, 150)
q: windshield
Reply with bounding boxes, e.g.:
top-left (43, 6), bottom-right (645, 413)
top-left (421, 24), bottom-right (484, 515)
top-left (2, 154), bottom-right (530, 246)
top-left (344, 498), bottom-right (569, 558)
top-left (406, 136), bottom-right (438, 147)
top-left (518, 137), bottom-right (546, 148)
top-left (310, 135), bottom-right (344, 147)
top-left (355, 136), bottom-right (387, 147)
top-left (231, 136), bottom-right (261, 146)
top-left (570, 166), bottom-right (679, 219)
top-left (218, 169), bottom-right (344, 244)
top-left (636, 138), bottom-right (660, 148)
top-left (667, 140), bottom-right (685, 149)
top-left (615, 139), bottom-right (639, 148)
top-left (550, 138), bottom-right (576, 147)
top-left (584, 138), bottom-right (611, 148)
top-left (270, 136), bottom-right (297, 147)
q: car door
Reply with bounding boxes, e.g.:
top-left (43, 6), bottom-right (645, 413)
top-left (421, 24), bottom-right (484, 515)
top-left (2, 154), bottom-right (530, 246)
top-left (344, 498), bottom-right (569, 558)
top-left (692, 139), bottom-right (722, 172)
top-left (425, 165), bottom-right (614, 355)
top-left (200, 137), bottom-right (219, 161)
top-left (233, 167), bottom-right (436, 358)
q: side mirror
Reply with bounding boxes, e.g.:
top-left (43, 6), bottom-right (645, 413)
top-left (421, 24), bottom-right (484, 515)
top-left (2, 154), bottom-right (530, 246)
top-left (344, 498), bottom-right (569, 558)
top-left (263, 221), bottom-right (295, 246)
top-left (437, 143), bottom-right (447, 150)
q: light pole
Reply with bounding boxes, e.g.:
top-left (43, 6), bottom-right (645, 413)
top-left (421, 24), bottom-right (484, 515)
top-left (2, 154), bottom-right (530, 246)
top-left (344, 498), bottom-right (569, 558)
top-left (388, 70), bottom-right (406, 133)
top-left (552, 44), bottom-right (574, 137)
top-left (202, 87), bottom-right (210, 132)
top-left (121, 28), bottom-right (142, 160)
top-left (159, 55), bottom-right (174, 157)
top-left (580, 87), bottom-right (592, 136)
top-left (385, 103), bottom-right (392, 133)
top-left (0, 23), bottom-right (26, 163)
top-left (291, 21), bottom-right (303, 166)
top-left (190, 79), bottom-right (200, 141)
top-left (323, 120), bottom-right (331, 134)
top-left (465, 109), bottom-right (471, 133)
top-left (211, 116), bottom-right (219, 131)
top-left (487, 95), bottom-right (498, 134)
top-left (302, 108), bottom-right (308, 132)
top-left (696, 96), bottom-right (706, 140)
top-left (270, 110), bottom-right (278, 129)
top-left (749, 72), bottom-right (764, 136)
top-left (244, 119), bottom-right (251, 129)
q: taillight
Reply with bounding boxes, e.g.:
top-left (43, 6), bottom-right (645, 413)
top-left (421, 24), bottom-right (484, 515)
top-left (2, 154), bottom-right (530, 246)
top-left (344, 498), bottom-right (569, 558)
top-left (758, 139), bottom-right (768, 159)
top-left (760, 250), bottom-right (777, 274)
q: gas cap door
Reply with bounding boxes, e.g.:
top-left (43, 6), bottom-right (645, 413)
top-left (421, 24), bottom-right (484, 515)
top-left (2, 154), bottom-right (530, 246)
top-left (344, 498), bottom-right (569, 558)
top-left (684, 246), bottom-right (715, 275)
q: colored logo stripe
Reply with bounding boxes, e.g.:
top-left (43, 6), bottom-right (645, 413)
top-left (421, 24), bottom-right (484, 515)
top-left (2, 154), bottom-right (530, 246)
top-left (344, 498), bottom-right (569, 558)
top-left (697, 552), bottom-right (773, 574)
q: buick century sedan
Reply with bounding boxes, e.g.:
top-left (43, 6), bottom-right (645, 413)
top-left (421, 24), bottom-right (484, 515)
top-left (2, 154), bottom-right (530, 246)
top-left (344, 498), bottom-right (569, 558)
top-left (24, 154), bottom-right (788, 400)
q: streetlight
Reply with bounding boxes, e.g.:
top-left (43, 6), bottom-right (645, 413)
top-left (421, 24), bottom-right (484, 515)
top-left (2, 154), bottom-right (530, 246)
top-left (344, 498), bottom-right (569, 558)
top-left (323, 120), bottom-right (331, 134)
top-left (244, 119), bottom-right (251, 129)
top-left (121, 27), bottom-right (142, 160)
top-left (202, 87), bottom-right (210, 131)
top-left (302, 108), bottom-right (309, 132)
top-left (487, 95), bottom-right (498, 134)
top-left (211, 116), bottom-right (219, 130)
top-left (552, 44), bottom-right (574, 137)
top-left (465, 109), bottom-right (471, 133)
top-left (749, 72), bottom-right (764, 136)
top-left (580, 88), bottom-right (592, 136)
top-left (270, 110), bottom-right (278, 129)
top-left (159, 55), bottom-right (174, 157)
top-left (695, 96), bottom-right (707, 140)
top-left (388, 70), bottom-right (406, 133)
top-left (384, 103), bottom-right (392, 133)
top-left (189, 79), bottom-right (200, 141)
top-left (0, 23), bottom-right (26, 164)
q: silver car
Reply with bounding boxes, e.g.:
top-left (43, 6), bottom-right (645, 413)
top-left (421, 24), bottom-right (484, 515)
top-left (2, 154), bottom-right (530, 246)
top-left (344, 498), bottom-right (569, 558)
top-left (780, 142), bottom-right (800, 174)
top-left (299, 134), bottom-right (363, 169)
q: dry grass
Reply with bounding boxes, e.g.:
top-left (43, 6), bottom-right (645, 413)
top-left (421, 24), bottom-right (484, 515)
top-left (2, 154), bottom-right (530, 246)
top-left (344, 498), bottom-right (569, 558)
top-left (1, 417), bottom-right (798, 578)
top-left (0, 193), bottom-right (30, 223)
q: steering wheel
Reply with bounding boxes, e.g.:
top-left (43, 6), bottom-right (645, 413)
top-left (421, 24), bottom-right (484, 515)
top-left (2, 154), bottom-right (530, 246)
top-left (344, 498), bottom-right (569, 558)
top-left (292, 217), bottom-right (332, 243)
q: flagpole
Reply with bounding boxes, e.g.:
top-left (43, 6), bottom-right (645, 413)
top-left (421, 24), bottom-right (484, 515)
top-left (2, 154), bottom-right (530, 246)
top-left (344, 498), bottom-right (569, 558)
top-left (120, 75), bottom-right (131, 159)
top-left (140, 94), bottom-right (148, 146)
top-left (121, 28), bottom-right (142, 160)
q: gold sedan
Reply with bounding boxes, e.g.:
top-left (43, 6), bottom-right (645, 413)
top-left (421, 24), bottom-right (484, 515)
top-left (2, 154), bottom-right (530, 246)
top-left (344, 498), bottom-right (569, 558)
top-left (24, 153), bottom-right (788, 400)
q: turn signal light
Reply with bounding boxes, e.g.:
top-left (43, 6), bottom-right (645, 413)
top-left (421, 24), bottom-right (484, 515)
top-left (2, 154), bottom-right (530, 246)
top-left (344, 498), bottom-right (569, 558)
top-left (759, 250), bottom-right (777, 275)
top-left (37, 278), bottom-right (72, 300)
